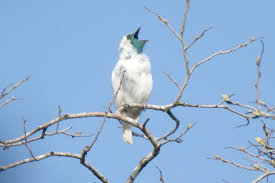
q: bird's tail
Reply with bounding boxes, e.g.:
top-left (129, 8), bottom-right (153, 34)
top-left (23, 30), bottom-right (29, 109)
top-left (122, 123), bottom-right (133, 144)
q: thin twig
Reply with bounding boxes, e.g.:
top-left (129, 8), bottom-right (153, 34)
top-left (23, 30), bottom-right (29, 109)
top-left (56, 105), bottom-right (62, 133)
top-left (132, 131), bottom-right (148, 140)
top-left (252, 171), bottom-right (275, 183)
top-left (255, 40), bottom-right (264, 111)
top-left (225, 146), bottom-right (269, 164)
top-left (144, 6), bottom-right (181, 42)
top-left (143, 118), bottom-right (150, 128)
top-left (184, 26), bottom-right (213, 51)
top-left (81, 71), bottom-right (126, 163)
top-left (0, 76), bottom-right (29, 100)
top-left (175, 37), bottom-right (260, 102)
top-left (1, 126), bottom-right (92, 149)
top-left (213, 155), bottom-right (258, 171)
top-left (180, 0), bottom-right (191, 75)
top-left (22, 116), bottom-right (37, 161)
top-left (0, 96), bottom-right (16, 108)
top-left (157, 110), bottom-right (180, 141)
top-left (180, 0), bottom-right (190, 38)
top-left (155, 166), bottom-right (165, 183)
top-left (163, 72), bottom-right (180, 89)
top-left (161, 122), bottom-right (196, 145)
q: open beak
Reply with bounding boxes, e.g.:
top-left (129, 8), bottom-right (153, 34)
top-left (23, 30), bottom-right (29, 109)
top-left (134, 27), bottom-right (141, 39)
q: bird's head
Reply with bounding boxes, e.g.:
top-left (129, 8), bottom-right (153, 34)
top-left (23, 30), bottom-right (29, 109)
top-left (126, 27), bottom-right (148, 54)
top-left (119, 27), bottom-right (148, 56)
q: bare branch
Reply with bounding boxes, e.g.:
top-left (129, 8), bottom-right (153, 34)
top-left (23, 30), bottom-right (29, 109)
top-left (80, 71), bottom-right (126, 165)
top-left (160, 122), bottom-right (195, 145)
top-left (0, 112), bottom-right (141, 148)
top-left (0, 151), bottom-right (80, 171)
top-left (163, 72), bottom-right (180, 89)
top-left (132, 131), bottom-right (148, 140)
top-left (80, 116), bottom-right (106, 163)
top-left (81, 160), bottom-right (109, 183)
top-left (0, 126), bottom-right (92, 149)
top-left (252, 171), bottom-right (275, 183)
top-left (213, 155), bottom-right (257, 171)
top-left (180, 0), bottom-right (191, 75)
top-left (143, 118), bottom-right (150, 128)
top-left (0, 96), bottom-right (16, 108)
top-left (144, 6), bottom-right (181, 42)
top-left (48, 126), bottom-right (93, 138)
top-left (0, 76), bottom-right (29, 101)
top-left (175, 37), bottom-right (260, 102)
top-left (255, 40), bottom-right (264, 111)
top-left (4, 95), bottom-right (270, 149)
top-left (0, 151), bottom-right (109, 183)
top-left (191, 37), bottom-right (260, 75)
top-left (155, 166), bottom-right (165, 183)
top-left (157, 109), bottom-right (180, 141)
top-left (127, 144), bottom-right (160, 183)
top-left (22, 116), bottom-right (37, 161)
top-left (184, 26), bottom-right (213, 51)
top-left (127, 110), bottom-right (161, 183)
top-left (55, 105), bottom-right (62, 132)
top-left (225, 146), bottom-right (270, 165)
top-left (180, 0), bottom-right (190, 38)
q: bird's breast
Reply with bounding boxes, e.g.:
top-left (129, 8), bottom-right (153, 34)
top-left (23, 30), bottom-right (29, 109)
top-left (123, 62), bottom-right (152, 104)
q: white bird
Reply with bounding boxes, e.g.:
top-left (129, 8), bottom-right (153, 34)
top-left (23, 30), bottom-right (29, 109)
top-left (112, 27), bottom-right (153, 144)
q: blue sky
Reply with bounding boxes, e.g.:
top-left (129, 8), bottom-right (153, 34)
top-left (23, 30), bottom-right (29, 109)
top-left (1, 0), bottom-right (275, 182)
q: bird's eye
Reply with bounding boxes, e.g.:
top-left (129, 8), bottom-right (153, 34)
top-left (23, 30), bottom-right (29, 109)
top-left (126, 35), bottom-right (131, 40)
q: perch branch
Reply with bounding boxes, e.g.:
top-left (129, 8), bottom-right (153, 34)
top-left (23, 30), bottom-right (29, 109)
top-left (0, 151), bottom-right (109, 183)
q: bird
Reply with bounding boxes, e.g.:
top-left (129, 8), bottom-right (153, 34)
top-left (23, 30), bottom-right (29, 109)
top-left (112, 27), bottom-right (153, 144)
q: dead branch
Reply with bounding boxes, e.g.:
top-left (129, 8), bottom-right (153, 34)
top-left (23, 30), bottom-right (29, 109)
top-left (213, 155), bottom-right (257, 171)
top-left (155, 166), bottom-right (165, 183)
top-left (3, 94), bottom-right (274, 149)
top-left (163, 72), bottom-right (180, 89)
top-left (0, 151), bottom-right (109, 183)
top-left (252, 171), bottom-right (275, 183)
top-left (22, 116), bottom-right (37, 160)
top-left (255, 41), bottom-right (264, 111)
top-left (184, 27), bottom-right (213, 51)
top-left (144, 6), bottom-right (181, 42)
top-left (175, 37), bottom-right (260, 102)
top-left (0, 76), bottom-right (29, 101)
top-left (0, 96), bottom-right (16, 108)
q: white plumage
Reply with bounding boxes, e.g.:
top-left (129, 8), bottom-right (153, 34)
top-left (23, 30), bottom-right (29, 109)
top-left (112, 29), bottom-right (153, 144)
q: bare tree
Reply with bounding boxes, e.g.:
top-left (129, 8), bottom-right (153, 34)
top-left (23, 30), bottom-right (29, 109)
top-left (1, 1), bottom-right (274, 182)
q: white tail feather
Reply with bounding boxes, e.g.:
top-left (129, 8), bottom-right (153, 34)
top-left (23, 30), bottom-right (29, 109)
top-left (122, 124), bottom-right (133, 144)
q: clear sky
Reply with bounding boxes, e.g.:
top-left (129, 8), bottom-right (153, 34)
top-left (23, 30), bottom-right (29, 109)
top-left (1, 0), bottom-right (275, 182)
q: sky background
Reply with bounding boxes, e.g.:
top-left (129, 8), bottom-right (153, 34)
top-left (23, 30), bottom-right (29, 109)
top-left (1, 0), bottom-right (275, 182)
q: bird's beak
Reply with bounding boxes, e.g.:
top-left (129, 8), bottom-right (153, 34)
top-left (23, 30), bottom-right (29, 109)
top-left (142, 40), bottom-right (149, 44)
top-left (134, 27), bottom-right (141, 39)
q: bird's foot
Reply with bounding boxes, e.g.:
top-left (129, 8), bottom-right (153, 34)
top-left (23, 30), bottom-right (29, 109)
top-left (122, 104), bottom-right (130, 112)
